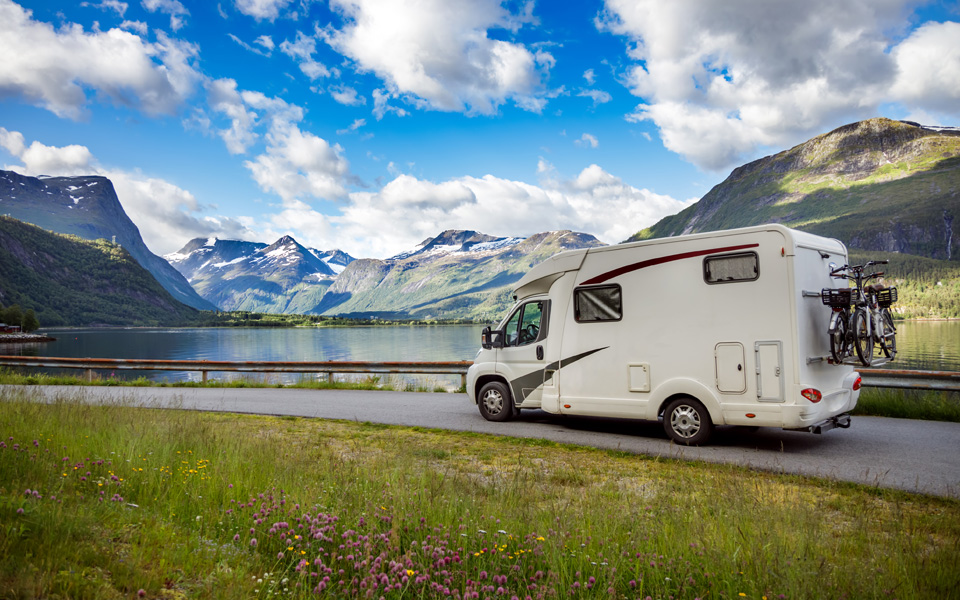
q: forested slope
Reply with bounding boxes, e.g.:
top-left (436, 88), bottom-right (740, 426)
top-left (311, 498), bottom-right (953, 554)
top-left (0, 217), bottom-right (199, 326)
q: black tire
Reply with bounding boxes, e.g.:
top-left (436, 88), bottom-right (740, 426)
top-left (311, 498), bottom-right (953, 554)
top-left (829, 311), bottom-right (848, 364)
top-left (663, 397), bottom-right (713, 446)
top-left (477, 381), bottom-right (514, 422)
top-left (880, 309), bottom-right (897, 360)
top-left (853, 309), bottom-right (873, 367)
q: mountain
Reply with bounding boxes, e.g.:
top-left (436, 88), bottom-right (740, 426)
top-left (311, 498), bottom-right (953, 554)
top-left (0, 216), bottom-right (198, 326)
top-left (0, 169), bottom-right (215, 310)
top-left (165, 236), bottom-right (355, 313)
top-left (316, 229), bottom-right (604, 320)
top-left (626, 118), bottom-right (960, 261)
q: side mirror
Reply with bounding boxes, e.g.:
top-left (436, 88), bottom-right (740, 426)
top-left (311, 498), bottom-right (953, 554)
top-left (481, 326), bottom-right (503, 349)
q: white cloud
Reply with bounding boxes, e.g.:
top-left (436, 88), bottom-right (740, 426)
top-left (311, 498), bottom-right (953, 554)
top-left (372, 88), bottom-right (408, 120)
top-left (336, 118), bottom-right (366, 135)
top-left (1, 127), bottom-right (95, 175)
top-left (890, 21), bottom-right (960, 115)
top-left (599, 0), bottom-right (960, 171)
top-left (575, 133), bottom-right (599, 148)
top-left (578, 89), bottom-right (612, 107)
top-left (323, 0), bottom-right (553, 115)
top-left (120, 20), bottom-right (148, 35)
top-left (207, 78), bottom-right (260, 154)
top-left (235, 0), bottom-right (293, 22)
top-left (329, 84), bottom-right (366, 106)
top-left (583, 68), bottom-right (596, 85)
top-left (306, 163), bottom-right (694, 257)
top-left (0, 128), bottom-right (256, 254)
top-left (0, 1), bottom-right (201, 119)
top-left (280, 31), bottom-right (330, 79)
top-left (255, 34), bottom-right (275, 51)
top-left (142, 0), bottom-right (189, 31)
top-left (244, 122), bottom-right (350, 203)
top-left (82, 0), bottom-right (128, 17)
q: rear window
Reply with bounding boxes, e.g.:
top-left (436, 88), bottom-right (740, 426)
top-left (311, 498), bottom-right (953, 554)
top-left (704, 252), bottom-right (759, 284)
top-left (574, 285), bottom-right (622, 322)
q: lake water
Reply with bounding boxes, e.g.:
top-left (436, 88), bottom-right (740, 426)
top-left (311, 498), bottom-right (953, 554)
top-left (1, 321), bottom-right (958, 381)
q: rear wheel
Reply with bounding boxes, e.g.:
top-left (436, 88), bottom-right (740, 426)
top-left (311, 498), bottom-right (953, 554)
top-left (880, 309), bottom-right (897, 359)
top-left (829, 311), bottom-right (848, 364)
top-left (478, 381), bottom-right (514, 422)
top-left (663, 397), bottom-right (713, 446)
top-left (853, 309), bottom-right (873, 367)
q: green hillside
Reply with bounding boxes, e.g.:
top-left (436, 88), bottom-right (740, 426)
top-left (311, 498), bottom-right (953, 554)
top-left (848, 250), bottom-right (960, 319)
top-left (0, 217), bottom-right (200, 326)
top-left (629, 119), bottom-right (959, 262)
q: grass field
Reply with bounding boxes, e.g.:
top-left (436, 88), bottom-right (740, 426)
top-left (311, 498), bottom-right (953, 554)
top-left (1, 388), bottom-right (958, 599)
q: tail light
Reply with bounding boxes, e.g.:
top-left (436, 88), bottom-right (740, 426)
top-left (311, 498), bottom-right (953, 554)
top-left (852, 376), bottom-right (862, 391)
top-left (801, 388), bottom-right (822, 403)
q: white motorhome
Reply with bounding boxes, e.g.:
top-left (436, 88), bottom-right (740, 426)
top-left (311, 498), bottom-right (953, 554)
top-left (466, 224), bottom-right (861, 445)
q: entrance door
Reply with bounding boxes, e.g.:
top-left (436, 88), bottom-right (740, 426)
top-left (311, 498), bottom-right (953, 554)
top-left (755, 341), bottom-right (784, 402)
top-left (497, 299), bottom-right (549, 407)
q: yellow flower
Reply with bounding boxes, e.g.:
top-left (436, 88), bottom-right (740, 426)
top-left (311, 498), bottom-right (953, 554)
top-left (406, 570), bottom-right (415, 576)
top-left (739, 594), bottom-right (746, 598)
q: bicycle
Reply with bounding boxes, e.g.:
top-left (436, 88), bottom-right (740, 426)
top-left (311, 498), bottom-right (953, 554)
top-left (822, 261), bottom-right (898, 367)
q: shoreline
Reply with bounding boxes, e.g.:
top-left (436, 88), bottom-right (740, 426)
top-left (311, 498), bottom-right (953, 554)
top-left (0, 333), bottom-right (56, 344)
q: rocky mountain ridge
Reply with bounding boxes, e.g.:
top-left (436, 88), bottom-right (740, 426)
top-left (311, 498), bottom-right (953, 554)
top-left (164, 236), bottom-right (355, 313)
top-left (0, 169), bottom-right (215, 310)
top-left (317, 229), bottom-right (604, 320)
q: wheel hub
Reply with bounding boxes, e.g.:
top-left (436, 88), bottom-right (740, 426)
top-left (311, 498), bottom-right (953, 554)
top-left (670, 406), bottom-right (700, 438)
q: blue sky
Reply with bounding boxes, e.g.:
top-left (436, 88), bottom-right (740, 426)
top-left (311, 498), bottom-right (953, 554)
top-left (1, 0), bottom-right (958, 258)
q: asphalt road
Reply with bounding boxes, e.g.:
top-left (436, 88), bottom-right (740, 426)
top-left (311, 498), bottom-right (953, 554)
top-left (8, 385), bottom-right (960, 499)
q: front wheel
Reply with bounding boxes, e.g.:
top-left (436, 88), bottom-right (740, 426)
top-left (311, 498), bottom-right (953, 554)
top-left (853, 309), bottom-right (873, 367)
top-left (663, 397), bottom-right (713, 446)
top-left (477, 381), bottom-right (515, 422)
top-left (829, 311), bottom-right (848, 364)
top-left (880, 309), bottom-right (897, 360)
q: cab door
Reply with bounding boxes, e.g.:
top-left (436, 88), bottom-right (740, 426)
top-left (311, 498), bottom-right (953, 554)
top-left (497, 299), bottom-right (550, 408)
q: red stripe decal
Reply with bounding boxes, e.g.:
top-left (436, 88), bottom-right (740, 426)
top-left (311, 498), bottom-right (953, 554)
top-left (580, 243), bottom-right (760, 286)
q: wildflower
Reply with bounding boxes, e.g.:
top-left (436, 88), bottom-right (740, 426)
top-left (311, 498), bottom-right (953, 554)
top-left (137, 590), bottom-right (146, 598)
top-left (250, 539), bottom-right (258, 547)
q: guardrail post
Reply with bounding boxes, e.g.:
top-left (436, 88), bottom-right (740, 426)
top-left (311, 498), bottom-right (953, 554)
top-left (85, 369), bottom-right (93, 382)
top-left (461, 374), bottom-right (466, 390)
top-left (201, 371), bottom-right (208, 384)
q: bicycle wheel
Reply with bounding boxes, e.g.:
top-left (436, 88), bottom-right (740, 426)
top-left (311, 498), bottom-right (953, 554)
top-left (829, 311), bottom-right (848, 364)
top-left (880, 309), bottom-right (897, 360)
top-left (853, 309), bottom-right (873, 367)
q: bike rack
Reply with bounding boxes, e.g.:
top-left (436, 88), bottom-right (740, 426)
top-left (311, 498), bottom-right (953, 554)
top-left (806, 355), bottom-right (892, 367)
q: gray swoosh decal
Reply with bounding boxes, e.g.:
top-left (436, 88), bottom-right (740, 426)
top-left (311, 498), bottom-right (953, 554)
top-left (510, 347), bottom-right (608, 404)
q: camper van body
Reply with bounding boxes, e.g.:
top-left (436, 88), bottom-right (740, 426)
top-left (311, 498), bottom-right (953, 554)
top-left (466, 224), bottom-right (861, 444)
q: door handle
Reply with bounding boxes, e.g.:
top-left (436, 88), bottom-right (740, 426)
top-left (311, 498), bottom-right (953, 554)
top-left (536, 345), bottom-right (544, 360)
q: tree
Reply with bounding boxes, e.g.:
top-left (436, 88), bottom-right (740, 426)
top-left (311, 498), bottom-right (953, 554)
top-left (21, 309), bottom-right (39, 333)
top-left (1, 304), bottom-right (22, 328)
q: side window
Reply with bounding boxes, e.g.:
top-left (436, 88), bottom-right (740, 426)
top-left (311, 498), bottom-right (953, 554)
top-left (503, 300), bottom-right (547, 346)
top-left (574, 285), bottom-right (622, 322)
top-left (704, 252), bottom-right (759, 284)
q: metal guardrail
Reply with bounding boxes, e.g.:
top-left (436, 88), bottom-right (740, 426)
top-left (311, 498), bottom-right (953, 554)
top-left (858, 369), bottom-right (960, 392)
top-left (0, 356), bottom-right (957, 392)
top-left (0, 356), bottom-right (473, 387)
